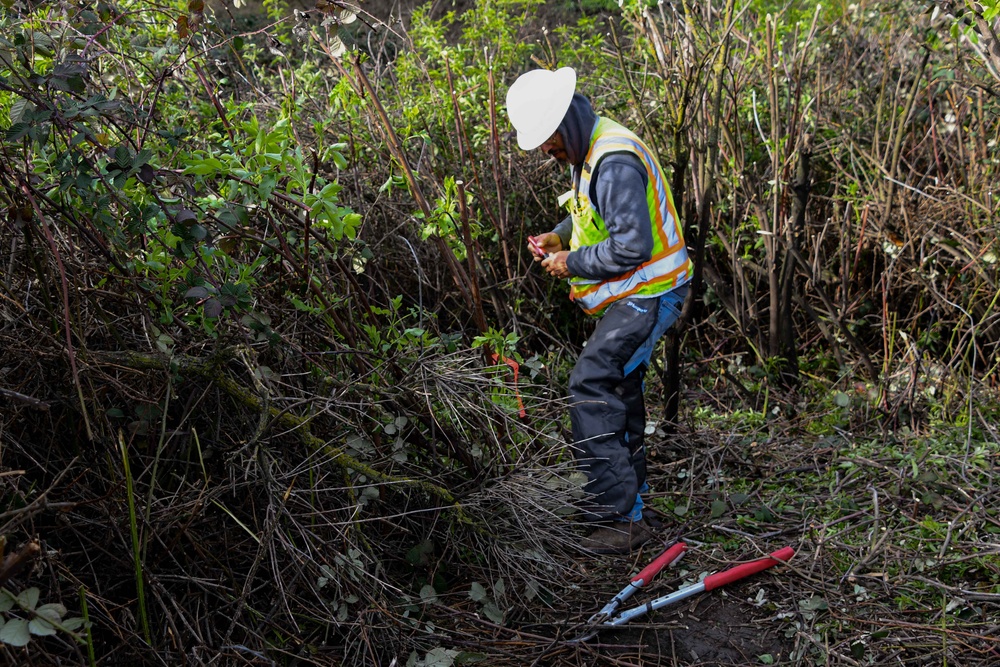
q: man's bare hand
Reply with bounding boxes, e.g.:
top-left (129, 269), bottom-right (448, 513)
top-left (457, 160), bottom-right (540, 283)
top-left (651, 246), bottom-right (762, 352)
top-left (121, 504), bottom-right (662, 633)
top-left (528, 233), bottom-right (563, 261)
top-left (542, 250), bottom-right (572, 279)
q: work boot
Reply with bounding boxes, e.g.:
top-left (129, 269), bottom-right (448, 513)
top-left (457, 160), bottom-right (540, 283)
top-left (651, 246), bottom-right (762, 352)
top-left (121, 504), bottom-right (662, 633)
top-left (642, 507), bottom-right (664, 529)
top-left (580, 519), bottom-right (654, 555)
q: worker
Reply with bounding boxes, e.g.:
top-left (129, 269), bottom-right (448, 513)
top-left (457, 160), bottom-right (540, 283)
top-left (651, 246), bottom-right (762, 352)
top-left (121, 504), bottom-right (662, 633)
top-left (506, 67), bottom-right (693, 554)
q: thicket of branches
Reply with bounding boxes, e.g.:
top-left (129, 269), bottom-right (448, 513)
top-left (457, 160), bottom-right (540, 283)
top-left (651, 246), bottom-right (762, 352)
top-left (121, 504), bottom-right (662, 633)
top-left (1, 0), bottom-right (998, 665)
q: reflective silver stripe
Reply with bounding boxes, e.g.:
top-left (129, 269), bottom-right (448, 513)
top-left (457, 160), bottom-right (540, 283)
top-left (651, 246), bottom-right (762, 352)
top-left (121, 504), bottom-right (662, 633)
top-left (575, 254), bottom-right (692, 311)
top-left (593, 135), bottom-right (681, 249)
top-left (572, 119), bottom-right (692, 313)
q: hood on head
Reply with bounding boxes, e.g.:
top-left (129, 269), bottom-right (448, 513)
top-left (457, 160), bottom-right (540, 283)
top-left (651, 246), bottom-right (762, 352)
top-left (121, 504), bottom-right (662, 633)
top-left (556, 93), bottom-right (597, 167)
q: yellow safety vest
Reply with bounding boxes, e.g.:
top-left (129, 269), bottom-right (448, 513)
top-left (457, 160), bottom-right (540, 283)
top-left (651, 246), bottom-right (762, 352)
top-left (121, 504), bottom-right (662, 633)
top-left (568, 117), bottom-right (692, 315)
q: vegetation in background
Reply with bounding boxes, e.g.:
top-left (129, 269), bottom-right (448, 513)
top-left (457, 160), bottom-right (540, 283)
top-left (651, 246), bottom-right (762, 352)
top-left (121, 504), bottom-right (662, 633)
top-left (1, 0), bottom-right (998, 665)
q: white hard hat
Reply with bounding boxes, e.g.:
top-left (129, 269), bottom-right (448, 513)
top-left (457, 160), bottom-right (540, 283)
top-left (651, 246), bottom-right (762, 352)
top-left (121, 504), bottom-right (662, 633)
top-left (505, 67), bottom-right (577, 150)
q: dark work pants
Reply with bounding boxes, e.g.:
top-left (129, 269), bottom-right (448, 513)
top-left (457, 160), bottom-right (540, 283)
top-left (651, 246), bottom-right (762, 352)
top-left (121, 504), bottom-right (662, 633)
top-left (569, 288), bottom-right (686, 521)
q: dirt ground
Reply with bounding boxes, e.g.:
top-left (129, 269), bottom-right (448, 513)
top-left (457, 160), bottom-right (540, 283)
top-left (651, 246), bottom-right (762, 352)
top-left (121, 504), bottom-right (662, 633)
top-left (601, 591), bottom-right (793, 665)
top-left (568, 581), bottom-right (792, 666)
top-left (517, 546), bottom-right (795, 666)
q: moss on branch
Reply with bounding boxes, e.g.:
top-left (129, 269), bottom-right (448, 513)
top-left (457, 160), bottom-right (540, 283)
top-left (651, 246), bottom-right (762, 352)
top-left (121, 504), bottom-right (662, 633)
top-left (92, 350), bottom-right (463, 512)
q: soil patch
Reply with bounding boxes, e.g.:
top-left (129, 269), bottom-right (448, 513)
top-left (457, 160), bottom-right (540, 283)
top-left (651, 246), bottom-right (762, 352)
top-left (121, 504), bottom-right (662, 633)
top-left (596, 586), bottom-right (792, 666)
top-left (560, 576), bottom-right (794, 666)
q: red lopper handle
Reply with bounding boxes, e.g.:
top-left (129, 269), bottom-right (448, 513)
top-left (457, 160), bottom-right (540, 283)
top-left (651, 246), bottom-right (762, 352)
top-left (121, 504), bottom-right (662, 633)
top-left (702, 547), bottom-right (795, 592)
top-left (631, 542), bottom-right (687, 585)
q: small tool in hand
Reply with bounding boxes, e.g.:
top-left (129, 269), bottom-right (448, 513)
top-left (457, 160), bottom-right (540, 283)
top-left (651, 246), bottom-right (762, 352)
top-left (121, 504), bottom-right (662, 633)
top-left (528, 236), bottom-right (549, 260)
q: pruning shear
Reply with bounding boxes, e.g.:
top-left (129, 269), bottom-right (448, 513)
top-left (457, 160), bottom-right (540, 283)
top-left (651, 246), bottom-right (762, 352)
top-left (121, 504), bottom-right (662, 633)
top-left (573, 543), bottom-right (795, 642)
top-left (528, 236), bottom-right (549, 260)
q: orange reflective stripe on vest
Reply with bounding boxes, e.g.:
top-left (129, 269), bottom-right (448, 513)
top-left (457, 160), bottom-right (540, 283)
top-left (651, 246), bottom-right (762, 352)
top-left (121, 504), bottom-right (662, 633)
top-left (568, 118), bottom-right (692, 315)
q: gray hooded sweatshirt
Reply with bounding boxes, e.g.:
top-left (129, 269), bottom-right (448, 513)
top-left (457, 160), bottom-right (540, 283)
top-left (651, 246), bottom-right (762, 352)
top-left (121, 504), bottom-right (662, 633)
top-left (551, 94), bottom-right (655, 281)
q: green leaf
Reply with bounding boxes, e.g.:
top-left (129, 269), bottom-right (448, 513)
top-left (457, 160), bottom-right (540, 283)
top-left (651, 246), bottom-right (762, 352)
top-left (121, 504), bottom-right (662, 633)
top-left (916, 470), bottom-right (938, 483)
top-left (419, 584), bottom-right (438, 604)
top-left (758, 654), bottom-right (774, 665)
top-left (155, 333), bottom-right (173, 354)
top-left (834, 391), bottom-right (850, 407)
top-left (258, 175), bottom-right (277, 200)
top-left (9, 97), bottom-right (29, 124)
top-left (28, 617), bottom-right (57, 637)
top-left (35, 603), bottom-right (66, 618)
top-left (17, 587), bottom-right (39, 611)
top-left (203, 298), bottom-right (223, 318)
top-left (189, 224), bottom-right (208, 241)
top-left (405, 540), bottom-right (434, 566)
top-left (480, 600), bottom-right (504, 624)
top-left (921, 490), bottom-right (945, 510)
top-left (799, 596), bottom-right (829, 611)
top-left (710, 498), bottom-right (727, 518)
top-left (423, 647), bottom-right (459, 667)
top-left (343, 212), bottom-right (362, 237)
top-left (113, 146), bottom-right (132, 168)
top-left (0, 590), bottom-right (14, 613)
top-left (0, 618), bottom-right (31, 646)
top-left (673, 504), bottom-right (688, 517)
top-left (50, 59), bottom-right (87, 93)
top-left (30, 31), bottom-right (54, 57)
top-left (753, 505), bottom-right (776, 522)
top-left (316, 564), bottom-right (335, 590)
top-left (61, 617), bottom-right (84, 632)
top-left (183, 157), bottom-right (224, 176)
top-left (5, 122), bottom-right (30, 142)
top-left (523, 578), bottom-right (539, 601)
top-left (469, 582), bottom-right (487, 602)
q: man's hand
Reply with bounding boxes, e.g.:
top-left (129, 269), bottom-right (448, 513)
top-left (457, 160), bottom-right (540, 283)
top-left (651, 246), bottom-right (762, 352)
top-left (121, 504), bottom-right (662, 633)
top-left (528, 233), bottom-right (563, 261)
top-left (542, 250), bottom-right (572, 279)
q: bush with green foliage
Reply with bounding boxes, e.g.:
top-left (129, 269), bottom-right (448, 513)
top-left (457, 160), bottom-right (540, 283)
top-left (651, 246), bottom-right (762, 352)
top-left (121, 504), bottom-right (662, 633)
top-left (2, 0), bottom-right (1000, 665)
